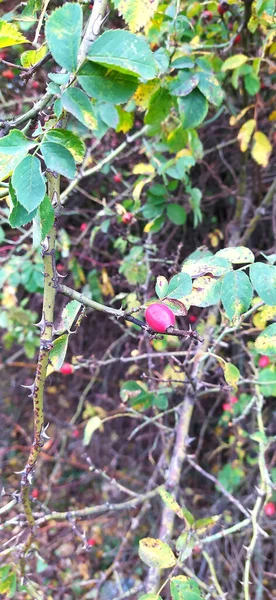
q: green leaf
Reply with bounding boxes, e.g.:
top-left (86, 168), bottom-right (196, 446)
top-left (0, 130), bottom-right (36, 155)
top-left (99, 103), bottom-right (119, 128)
top-left (182, 255), bottom-right (231, 278)
top-left (169, 71), bottom-right (199, 97)
top-left (41, 142), bottom-right (76, 179)
top-left (145, 88), bottom-right (172, 129)
top-left (221, 54), bottom-right (248, 71)
top-left (244, 72), bottom-right (260, 95)
top-left (178, 89), bottom-right (208, 129)
top-left (33, 195), bottom-right (55, 247)
top-left (197, 71), bottom-right (224, 107)
top-left (21, 45), bottom-right (47, 68)
top-left (77, 62), bottom-right (137, 104)
top-left (255, 324), bottom-right (276, 357)
top-left (9, 183), bottom-right (37, 228)
top-left (258, 366), bottom-right (276, 396)
top-left (170, 576), bottom-right (203, 600)
top-left (49, 334), bottom-right (69, 371)
top-left (155, 275), bottom-right (169, 300)
top-left (12, 156), bottom-right (46, 213)
top-left (0, 572), bottom-right (17, 596)
top-left (45, 129), bottom-right (85, 163)
top-left (0, 19), bottom-right (28, 48)
top-left (88, 29), bottom-right (157, 80)
top-left (83, 416), bottom-right (102, 446)
top-left (166, 273), bottom-right (192, 299)
top-left (167, 203), bottom-right (187, 225)
top-left (182, 276), bottom-right (222, 308)
top-left (61, 88), bottom-right (97, 130)
top-left (139, 538), bottom-right (176, 569)
top-left (216, 246), bottom-right (254, 264)
top-left (45, 3), bottom-right (82, 72)
top-left (250, 263), bottom-right (276, 305)
top-left (171, 56), bottom-right (195, 69)
top-left (217, 463), bottom-right (244, 493)
top-left (56, 300), bottom-right (82, 334)
top-left (221, 271), bottom-right (253, 321)
top-left (0, 130), bottom-right (36, 182)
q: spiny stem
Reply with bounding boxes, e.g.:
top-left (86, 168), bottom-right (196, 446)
top-left (20, 172), bottom-right (59, 534)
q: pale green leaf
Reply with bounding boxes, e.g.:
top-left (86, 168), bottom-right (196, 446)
top-left (21, 45), bottom-right (47, 68)
top-left (45, 3), bottom-right (82, 72)
top-left (216, 246), bottom-right (254, 264)
top-left (61, 88), bottom-right (97, 130)
top-left (250, 263), bottom-right (276, 305)
top-left (221, 54), bottom-right (248, 71)
top-left (88, 29), bottom-right (157, 80)
top-left (41, 142), bottom-right (76, 179)
top-left (221, 271), bottom-right (253, 321)
top-left (12, 156), bottom-right (46, 213)
top-left (45, 129), bottom-right (85, 163)
top-left (0, 19), bottom-right (28, 48)
top-left (77, 62), bottom-right (137, 104)
top-left (49, 334), bottom-right (69, 371)
top-left (83, 416), bottom-right (102, 446)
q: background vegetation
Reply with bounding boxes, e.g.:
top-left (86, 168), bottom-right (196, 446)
top-left (0, 0), bottom-right (275, 599)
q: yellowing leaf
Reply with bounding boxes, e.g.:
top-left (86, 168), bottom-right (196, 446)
top-left (222, 54), bottom-right (248, 71)
top-left (0, 19), bottom-right (28, 48)
top-left (116, 107), bottom-right (134, 133)
top-left (83, 416), bottom-right (103, 446)
top-left (229, 104), bottom-right (254, 126)
top-left (253, 305), bottom-right (276, 330)
top-left (117, 0), bottom-right (159, 32)
top-left (134, 80), bottom-right (160, 109)
top-left (208, 228), bottom-right (224, 248)
top-left (162, 364), bottom-right (185, 388)
top-left (21, 45), bottom-right (47, 68)
top-left (133, 177), bottom-right (152, 201)
top-left (2, 285), bottom-right (17, 308)
top-left (139, 538), bottom-right (176, 568)
top-left (100, 268), bottom-right (115, 297)
top-left (223, 362), bottom-right (240, 389)
top-left (251, 131), bottom-right (272, 167)
top-left (132, 163), bottom-right (155, 175)
top-left (237, 119), bottom-right (256, 152)
top-left (269, 111), bottom-right (276, 121)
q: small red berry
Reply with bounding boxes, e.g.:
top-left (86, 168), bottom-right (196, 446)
top-left (122, 212), bottom-right (133, 225)
top-left (87, 538), bottom-right (97, 546)
top-left (72, 428), bottom-right (80, 438)
top-left (229, 396), bottom-right (238, 404)
top-left (189, 315), bottom-right (197, 323)
top-left (218, 2), bottom-right (228, 15)
top-left (222, 403), bottom-right (233, 412)
top-left (228, 22), bottom-right (233, 30)
top-left (80, 223), bottom-right (88, 232)
top-left (264, 502), bottom-right (276, 517)
top-left (145, 303), bottom-right (176, 334)
top-left (193, 545), bottom-right (201, 553)
top-left (233, 33), bottom-right (241, 44)
top-left (32, 488), bottom-right (39, 499)
top-left (31, 80), bottom-right (39, 89)
top-left (56, 263), bottom-right (64, 272)
top-left (113, 173), bottom-right (122, 183)
top-left (0, 50), bottom-right (7, 60)
top-left (258, 355), bottom-right (270, 368)
top-left (202, 10), bottom-right (213, 21)
top-left (2, 69), bottom-right (15, 79)
top-left (60, 363), bottom-right (74, 375)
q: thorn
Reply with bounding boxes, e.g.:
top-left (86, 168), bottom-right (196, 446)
top-left (41, 423), bottom-right (50, 440)
top-left (21, 383), bottom-right (35, 398)
top-left (14, 468), bottom-right (26, 475)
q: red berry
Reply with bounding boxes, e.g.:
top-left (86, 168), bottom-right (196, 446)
top-left (229, 396), bottom-right (238, 404)
top-left (31, 80), bottom-right (39, 89)
top-left (122, 212), bottom-right (133, 225)
top-left (56, 263), bottom-right (64, 272)
top-left (113, 173), bottom-right (122, 183)
top-left (264, 502), bottom-right (276, 517)
top-left (258, 355), bottom-right (270, 368)
top-left (193, 545), bottom-right (201, 553)
top-left (233, 33), bottom-right (241, 44)
top-left (218, 2), bottom-right (228, 15)
top-left (203, 10), bottom-right (213, 21)
top-left (72, 428), bottom-right (80, 438)
top-left (60, 363), bottom-right (74, 375)
top-left (145, 303), bottom-right (176, 333)
top-left (0, 50), bottom-right (7, 60)
top-left (32, 488), bottom-right (39, 499)
top-left (2, 69), bottom-right (15, 79)
top-left (228, 22), bottom-right (233, 30)
top-left (87, 538), bottom-right (97, 546)
top-left (80, 223), bottom-right (88, 232)
top-left (189, 315), bottom-right (197, 323)
top-left (222, 403), bottom-right (233, 412)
